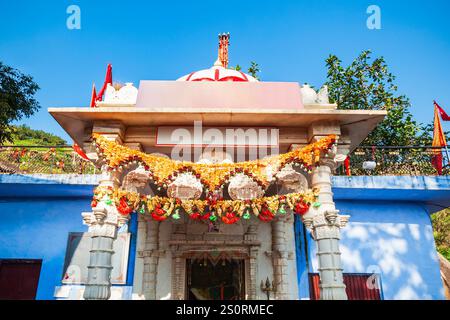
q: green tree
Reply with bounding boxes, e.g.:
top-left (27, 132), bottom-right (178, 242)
top-left (247, 61), bottom-right (260, 80)
top-left (231, 62), bottom-right (260, 80)
top-left (325, 50), bottom-right (419, 146)
top-left (432, 209), bottom-right (450, 261)
top-left (0, 61), bottom-right (40, 143)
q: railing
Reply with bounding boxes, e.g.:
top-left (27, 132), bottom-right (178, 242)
top-left (337, 146), bottom-right (450, 176)
top-left (1, 145), bottom-right (449, 176)
top-left (0, 146), bottom-right (97, 174)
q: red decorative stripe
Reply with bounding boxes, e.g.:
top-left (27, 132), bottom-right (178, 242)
top-left (215, 68), bottom-right (220, 81)
top-left (185, 72), bottom-right (195, 81)
top-left (239, 71), bottom-right (248, 81)
top-left (219, 76), bottom-right (247, 82)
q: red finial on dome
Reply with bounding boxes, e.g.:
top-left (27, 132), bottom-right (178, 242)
top-left (218, 33), bottom-right (230, 69)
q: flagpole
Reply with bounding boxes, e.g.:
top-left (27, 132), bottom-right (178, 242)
top-left (434, 101), bottom-right (450, 167)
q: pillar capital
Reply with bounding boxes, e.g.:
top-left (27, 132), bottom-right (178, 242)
top-left (307, 121), bottom-right (341, 143)
top-left (92, 121), bottom-right (125, 144)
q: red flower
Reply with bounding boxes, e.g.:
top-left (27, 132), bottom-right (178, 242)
top-left (190, 212), bottom-right (201, 220)
top-left (258, 207), bottom-right (274, 222)
top-left (222, 210), bottom-right (239, 224)
top-left (294, 201), bottom-right (309, 215)
top-left (201, 212), bottom-right (211, 220)
top-left (117, 197), bottom-right (133, 216)
top-left (151, 205), bottom-right (167, 221)
top-left (91, 200), bottom-right (98, 208)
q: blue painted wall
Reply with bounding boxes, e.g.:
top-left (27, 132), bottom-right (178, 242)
top-left (0, 175), bottom-right (139, 300)
top-left (1, 175), bottom-right (447, 300)
top-left (298, 176), bottom-right (449, 300)
top-left (0, 198), bottom-right (89, 299)
top-left (338, 200), bottom-right (444, 299)
top-left (305, 199), bottom-right (446, 300)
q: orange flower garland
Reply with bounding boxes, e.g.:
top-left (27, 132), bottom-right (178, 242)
top-left (91, 134), bottom-right (337, 192)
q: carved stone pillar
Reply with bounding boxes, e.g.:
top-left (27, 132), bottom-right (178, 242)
top-left (132, 214), bottom-right (147, 298)
top-left (245, 224), bottom-right (259, 299)
top-left (171, 249), bottom-right (185, 300)
top-left (82, 166), bottom-right (125, 300)
top-left (302, 159), bottom-right (350, 300)
top-left (271, 218), bottom-right (289, 299)
top-left (142, 220), bottom-right (160, 300)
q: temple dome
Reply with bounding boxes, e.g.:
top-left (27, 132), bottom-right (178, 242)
top-left (177, 62), bottom-right (258, 82)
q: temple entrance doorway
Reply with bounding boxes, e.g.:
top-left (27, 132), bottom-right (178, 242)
top-left (186, 257), bottom-right (245, 300)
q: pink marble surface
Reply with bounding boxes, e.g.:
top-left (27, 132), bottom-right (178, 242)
top-left (136, 81), bottom-right (304, 110)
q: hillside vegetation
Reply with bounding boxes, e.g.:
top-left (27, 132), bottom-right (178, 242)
top-left (5, 125), bottom-right (67, 146)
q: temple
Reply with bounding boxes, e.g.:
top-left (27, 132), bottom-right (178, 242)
top-left (1, 34), bottom-right (447, 300)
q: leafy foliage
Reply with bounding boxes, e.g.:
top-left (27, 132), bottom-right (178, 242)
top-left (0, 62), bottom-right (40, 143)
top-left (7, 124), bottom-right (67, 146)
top-left (432, 209), bottom-right (450, 261)
top-left (325, 50), bottom-right (421, 146)
top-left (231, 62), bottom-right (260, 80)
top-left (247, 61), bottom-right (260, 80)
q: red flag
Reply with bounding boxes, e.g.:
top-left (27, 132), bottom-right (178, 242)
top-left (344, 155), bottom-right (351, 176)
top-left (434, 101), bottom-right (450, 121)
top-left (89, 83), bottom-right (97, 108)
top-left (96, 64), bottom-right (113, 101)
top-left (73, 143), bottom-right (89, 160)
top-left (432, 105), bottom-right (447, 175)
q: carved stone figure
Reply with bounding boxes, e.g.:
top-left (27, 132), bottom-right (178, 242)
top-left (228, 173), bottom-right (265, 200)
top-left (167, 172), bottom-right (203, 199)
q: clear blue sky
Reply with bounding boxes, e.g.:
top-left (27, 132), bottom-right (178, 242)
top-left (1, 0), bottom-right (449, 143)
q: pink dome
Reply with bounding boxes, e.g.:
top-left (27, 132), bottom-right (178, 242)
top-left (177, 65), bottom-right (258, 82)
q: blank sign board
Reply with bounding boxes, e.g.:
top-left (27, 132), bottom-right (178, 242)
top-left (62, 232), bottom-right (130, 285)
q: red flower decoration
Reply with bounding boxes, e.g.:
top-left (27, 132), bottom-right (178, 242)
top-left (151, 204), bottom-right (167, 221)
top-left (117, 197), bottom-right (133, 216)
top-left (258, 207), bottom-right (274, 222)
top-left (91, 200), bottom-right (98, 208)
top-left (294, 201), bottom-right (309, 215)
top-left (190, 211), bottom-right (201, 220)
top-left (221, 210), bottom-right (240, 224)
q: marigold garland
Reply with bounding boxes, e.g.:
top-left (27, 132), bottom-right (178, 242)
top-left (91, 186), bottom-right (320, 224)
top-left (91, 134), bottom-right (337, 192)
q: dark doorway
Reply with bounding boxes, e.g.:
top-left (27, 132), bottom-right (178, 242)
top-left (0, 259), bottom-right (42, 300)
top-left (186, 258), bottom-right (245, 300)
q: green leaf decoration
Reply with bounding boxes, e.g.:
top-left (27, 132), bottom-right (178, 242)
top-left (172, 212), bottom-right (180, 220)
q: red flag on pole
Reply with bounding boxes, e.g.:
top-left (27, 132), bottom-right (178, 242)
top-left (73, 143), bottom-right (89, 160)
top-left (96, 64), bottom-right (113, 101)
top-left (434, 101), bottom-right (450, 121)
top-left (89, 83), bottom-right (97, 108)
top-left (432, 104), bottom-right (447, 175)
top-left (344, 155), bottom-right (351, 176)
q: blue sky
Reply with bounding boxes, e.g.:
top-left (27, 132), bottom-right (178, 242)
top-left (1, 0), bottom-right (449, 143)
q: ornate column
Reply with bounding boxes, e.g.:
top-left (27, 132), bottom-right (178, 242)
top-left (81, 166), bottom-right (127, 300)
top-left (270, 217), bottom-right (289, 299)
top-left (132, 214), bottom-right (147, 298)
top-left (244, 224), bottom-right (259, 299)
top-left (142, 220), bottom-right (160, 300)
top-left (302, 157), bottom-right (350, 300)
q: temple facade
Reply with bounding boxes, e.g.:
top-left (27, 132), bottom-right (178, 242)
top-left (0, 34), bottom-right (447, 300)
